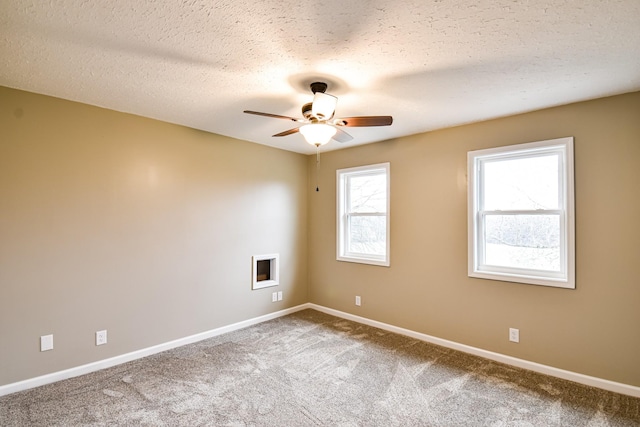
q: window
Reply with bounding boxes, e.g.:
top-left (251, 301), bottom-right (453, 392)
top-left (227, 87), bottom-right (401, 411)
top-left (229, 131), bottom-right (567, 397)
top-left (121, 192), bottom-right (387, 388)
top-left (337, 163), bottom-right (390, 266)
top-left (468, 137), bottom-right (575, 288)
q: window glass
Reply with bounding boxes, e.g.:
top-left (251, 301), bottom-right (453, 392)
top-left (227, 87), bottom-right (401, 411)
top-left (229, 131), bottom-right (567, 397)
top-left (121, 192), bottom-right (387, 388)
top-left (484, 214), bottom-right (560, 271)
top-left (348, 173), bottom-right (387, 213)
top-left (483, 154), bottom-right (559, 210)
top-left (347, 216), bottom-right (387, 256)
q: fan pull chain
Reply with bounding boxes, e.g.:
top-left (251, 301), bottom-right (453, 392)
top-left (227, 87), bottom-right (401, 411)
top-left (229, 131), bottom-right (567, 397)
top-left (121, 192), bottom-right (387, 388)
top-left (315, 145), bottom-right (320, 192)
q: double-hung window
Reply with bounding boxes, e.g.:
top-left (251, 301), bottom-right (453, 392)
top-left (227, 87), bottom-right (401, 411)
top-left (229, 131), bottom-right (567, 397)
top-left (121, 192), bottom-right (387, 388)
top-left (468, 137), bottom-right (575, 288)
top-left (337, 163), bottom-right (390, 267)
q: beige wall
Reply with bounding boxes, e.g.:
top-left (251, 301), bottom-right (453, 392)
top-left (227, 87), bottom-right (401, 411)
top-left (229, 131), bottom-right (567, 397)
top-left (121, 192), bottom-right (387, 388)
top-left (2, 85), bottom-right (639, 390)
top-left (308, 91), bottom-right (640, 387)
top-left (0, 86), bottom-right (309, 386)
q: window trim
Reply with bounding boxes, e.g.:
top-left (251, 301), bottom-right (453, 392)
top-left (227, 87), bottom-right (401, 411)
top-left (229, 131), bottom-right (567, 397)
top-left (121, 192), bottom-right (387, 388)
top-left (467, 137), bottom-right (575, 288)
top-left (337, 162), bottom-right (390, 267)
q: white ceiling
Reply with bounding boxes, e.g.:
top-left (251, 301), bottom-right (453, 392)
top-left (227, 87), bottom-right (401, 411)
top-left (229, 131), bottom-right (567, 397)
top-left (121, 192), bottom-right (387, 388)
top-left (2, 1), bottom-right (639, 155)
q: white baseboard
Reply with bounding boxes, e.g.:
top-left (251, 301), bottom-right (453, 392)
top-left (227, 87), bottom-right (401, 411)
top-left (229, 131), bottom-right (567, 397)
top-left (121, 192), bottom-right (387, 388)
top-left (0, 304), bottom-right (311, 397)
top-left (2, 302), bottom-right (638, 399)
top-left (308, 304), bottom-right (640, 398)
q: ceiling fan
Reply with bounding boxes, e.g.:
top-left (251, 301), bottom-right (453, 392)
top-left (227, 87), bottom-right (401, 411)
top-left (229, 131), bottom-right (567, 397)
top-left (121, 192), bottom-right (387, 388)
top-left (243, 82), bottom-right (393, 147)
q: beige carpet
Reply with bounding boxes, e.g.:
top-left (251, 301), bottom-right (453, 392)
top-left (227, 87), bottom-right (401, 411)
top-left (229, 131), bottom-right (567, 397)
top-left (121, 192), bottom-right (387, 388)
top-left (1, 309), bottom-right (639, 426)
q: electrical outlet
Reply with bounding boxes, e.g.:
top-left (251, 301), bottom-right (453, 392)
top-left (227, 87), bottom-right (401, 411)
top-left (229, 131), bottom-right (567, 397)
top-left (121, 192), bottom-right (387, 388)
top-left (277, 291), bottom-right (283, 301)
top-left (355, 296), bottom-right (361, 306)
top-left (509, 328), bottom-right (520, 343)
top-left (96, 330), bottom-right (107, 346)
top-left (40, 334), bottom-right (53, 352)
top-left (272, 292), bottom-right (278, 302)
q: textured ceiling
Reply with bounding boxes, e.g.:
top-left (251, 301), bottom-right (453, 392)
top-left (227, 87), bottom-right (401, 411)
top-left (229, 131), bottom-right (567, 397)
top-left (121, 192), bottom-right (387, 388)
top-left (2, 1), bottom-right (639, 154)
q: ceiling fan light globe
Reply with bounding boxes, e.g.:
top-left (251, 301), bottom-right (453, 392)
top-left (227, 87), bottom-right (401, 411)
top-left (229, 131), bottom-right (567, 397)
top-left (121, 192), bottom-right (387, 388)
top-left (300, 124), bottom-right (336, 146)
top-left (312, 92), bottom-right (338, 120)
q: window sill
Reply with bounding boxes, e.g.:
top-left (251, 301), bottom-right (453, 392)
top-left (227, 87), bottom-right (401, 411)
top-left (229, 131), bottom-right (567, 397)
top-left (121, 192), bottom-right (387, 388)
top-left (469, 270), bottom-right (574, 289)
top-left (337, 255), bottom-right (390, 267)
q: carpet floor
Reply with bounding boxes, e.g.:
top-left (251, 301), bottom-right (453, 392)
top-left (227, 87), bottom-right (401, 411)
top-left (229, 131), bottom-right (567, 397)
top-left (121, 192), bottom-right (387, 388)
top-left (1, 309), bottom-right (639, 426)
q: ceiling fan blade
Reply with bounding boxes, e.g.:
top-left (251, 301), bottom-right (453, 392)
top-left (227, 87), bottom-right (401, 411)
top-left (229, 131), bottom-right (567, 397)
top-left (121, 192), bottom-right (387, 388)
top-left (273, 128), bottom-right (300, 137)
top-left (244, 110), bottom-right (300, 122)
top-left (332, 127), bottom-right (353, 143)
top-left (334, 116), bottom-right (393, 127)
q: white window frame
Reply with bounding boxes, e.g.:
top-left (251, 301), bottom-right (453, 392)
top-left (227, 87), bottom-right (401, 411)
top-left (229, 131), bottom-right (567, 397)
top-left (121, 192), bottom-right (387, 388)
top-left (468, 137), bottom-right (575, 288)
top-left (337, 162), bottom-right (390, 267)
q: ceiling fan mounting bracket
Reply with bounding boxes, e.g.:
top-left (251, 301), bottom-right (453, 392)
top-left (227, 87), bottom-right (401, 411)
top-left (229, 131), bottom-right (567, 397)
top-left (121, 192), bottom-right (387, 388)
top-left (310, 82), bottom-right (328, 94)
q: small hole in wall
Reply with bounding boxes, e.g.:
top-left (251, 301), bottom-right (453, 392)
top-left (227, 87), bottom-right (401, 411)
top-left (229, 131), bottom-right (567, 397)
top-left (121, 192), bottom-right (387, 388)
top-left (252, 254), bottom-right (279, 289)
